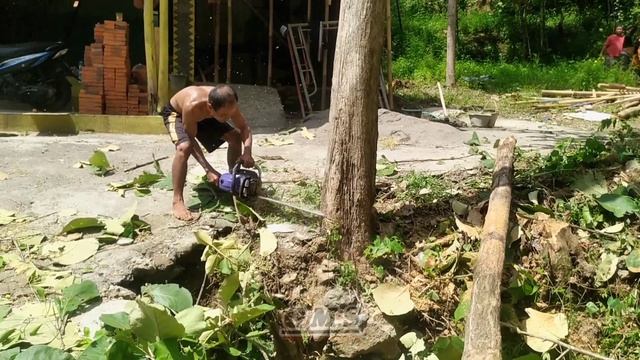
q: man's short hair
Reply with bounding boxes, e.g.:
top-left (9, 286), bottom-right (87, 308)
top-left (208, 85), bottom-right (239, 111)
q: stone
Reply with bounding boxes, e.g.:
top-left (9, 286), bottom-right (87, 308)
top-left (281, 272), bottom-right (298, 284)
top-left (316, 269), bottom-right (335, 285)
top-left (116, 237), bottom-right (134, 246)
top-left (320, 259), bottom-right (339, 272)
top-left (323, 287), bottom-right (356, 311)
top-left (72, 299), bottom-right (132, 337)
top-left (329, 310), bottom-right (400, 359)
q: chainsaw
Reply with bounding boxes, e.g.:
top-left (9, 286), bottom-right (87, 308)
top-left (218, 163), bottom-right (323, 217)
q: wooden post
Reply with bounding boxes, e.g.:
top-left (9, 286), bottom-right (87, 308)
top-left (226, 0), bottom-right (232, 83)
top-left (158, 0), bottom-right (169, 109)
top-left (462, 136), bottom-right (517, 360)
top-left (214, 0), bottom-right (221, 83)
top-left (386, 0), bottom-right (394, 109)
top-left (446, 0), bottom-right (457, 87)
top-left (320, 0), bottom-right (330, 109)
top-left (267, 0), bottom-right (274, 86)
top-left (144, 0), bottom-right (158, 113)
top-left (307, 0), bottom-right (312, 22)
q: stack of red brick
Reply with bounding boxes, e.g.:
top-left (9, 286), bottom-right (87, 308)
top-left (79, 19), bottom-right (148, 115)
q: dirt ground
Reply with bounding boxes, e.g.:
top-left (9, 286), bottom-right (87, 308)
top-left (0, 109), bottom-right (593, 300)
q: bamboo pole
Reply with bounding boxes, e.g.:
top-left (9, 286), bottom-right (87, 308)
top-left (541, 90), bottom-right (622, 98)
top-left (158, 0), bottom-right (169, 110)
top-left (598, 83), bottom-right (640, 91)
top-left (143, 0), bottom-right (158, 114)
top-left (462, 136), bottom-right (517, 360)
top-left (613, 94), bottom-right (640, 104)
top-left (386, 0), bottom-right (394, 109)
top-left (618, 105), bottom-right (640, 119)
top-left (320, 0), bottom-right (330, 109)
top-left (622, 100), bottom-right (640, 109)
top-left (267, 0), bottom-right (274, 86)
top-left (214, 0), bottom-right (221, 83)
top-left (226, 0), bottom-right (232, 83)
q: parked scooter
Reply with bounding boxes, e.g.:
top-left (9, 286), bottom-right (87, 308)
top-left (0, 41), bottom-right (75, 111)
top-left (0, 0), bottom-right (82, 112)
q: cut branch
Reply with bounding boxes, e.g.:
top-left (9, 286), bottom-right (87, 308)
top-left (462, 136), bottom-right (517, 360)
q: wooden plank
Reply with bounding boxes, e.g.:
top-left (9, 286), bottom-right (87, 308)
top-left (144, 0), bottom-right (158, 114)
top-left (386, 0), bottom-right (394, 109)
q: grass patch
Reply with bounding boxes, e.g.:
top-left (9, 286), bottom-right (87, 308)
top-left (400, 171), bottom-right (453, 204)
top-left (291, 180), bottom-right (322, 207)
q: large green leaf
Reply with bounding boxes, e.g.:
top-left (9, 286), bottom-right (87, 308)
top-left (106, 340), bottom-right (147, 360)
top-left (432, 336), bottom-right (464, 360)
top-left (151, 339), bottom-right (189, 360)
top-left (218, 272), bottom-right (240, 307)
top-left (100, 312), bottom-right (131, 330)
top-left (59, 280), bottom-right (100, 315)
top-left (175, 306), bottom-right (207, 337)
top-left (626, 249), bottom-right (640, 273)
top-left (596, 194), bottom-right (639, 218)
top-left (129, 300), bottom-right (185, 342)
top-left (77, 336), bottom-right (115, 360)
top-left (453, 290), bottom-right (471, 321)
top-left (14, 345), bottom-right (74, 360)
top-left (595, 252), bottom-right (619, 286)
top-left (0, 348), bottom-right (19, 360)
top-left (230, 304), bottom-right (275, 326)
top-left (142, 284), bottom-right (193, 313)
top-left (61, 218), bottom-right (104, 234)
top-left (572, 172), bottom-right (608, 196)
top-left (89, 150), bottom-right (112, 176)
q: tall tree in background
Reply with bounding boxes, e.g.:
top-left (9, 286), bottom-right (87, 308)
top-left (446, 0), bottom-right (457, 87)
top-left (322, 0), bottom-right (385, 259)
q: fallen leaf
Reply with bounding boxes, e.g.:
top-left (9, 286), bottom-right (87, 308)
top-left (601, 223), bottom-right (625, 234)
top-left (626, 249), bottom-right (640, 273)
top-left (400, 332), bottom-right (418, 349)
top-left (258, 137), bottom-right (294, 147)
top-left (43, 238), bottom-right (100, 265)
top-left (455, 217), bottom-right (481, 240)
top-left (376, 160), bottom-right (397, 177)
top-left (61, 217), bottom-right (104, 234)
top-left (259, 228), bottom-right (278, 256)
top-left (572, 172), bottom-right (608, 196)
top-left (72, 162), bottom-right (84, 169)
top-left (372, 283), bottom-right (415, 316)
top-left (0, 171), bottom-right (7, 180)
top-left (523, 308), bottom-right (569, 353)
top-left (300, 127), bottom-right (315, 140)
top-left (266, 223), bottom-right (296, 233)
top-left (528, 190), bottom-right (539, 205)
top-left (596, 194), bottom-right (639, 218)
top-left (98, 144), bottom-right (121, 152)
top-left (0, 209), bottom-right (16, 217)
top-left (451, 200), bottom-right (469, 216)
top-left (595, 252), bottom-right (619, 286)
top-left (18, 233), bottom-right (46, 247)
top-left (454, 289), bottom-right (472, 321)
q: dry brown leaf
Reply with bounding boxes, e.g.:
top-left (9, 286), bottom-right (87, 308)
top-left (523, 308), bottom-right (568, 353)
top-left (455, 217), bottom-right (481, 240)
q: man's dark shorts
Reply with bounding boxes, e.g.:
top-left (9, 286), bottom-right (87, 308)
top-left (161, 103), bottom-right (234, 153)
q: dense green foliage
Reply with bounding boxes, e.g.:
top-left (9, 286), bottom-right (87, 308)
top-left (393, 0), bottom-right (640, 91)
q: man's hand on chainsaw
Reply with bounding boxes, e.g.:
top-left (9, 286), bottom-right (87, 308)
top-left (238, 153), bottom-right (255, 168)
top-left (206, 170), bottom-right (221, 186)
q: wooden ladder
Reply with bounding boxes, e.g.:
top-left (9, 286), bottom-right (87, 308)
top-left (286, 23), bottom-right (318, 119)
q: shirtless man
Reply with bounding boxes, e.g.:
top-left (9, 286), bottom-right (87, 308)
top-left (161, 85), bottom-right (254, 220)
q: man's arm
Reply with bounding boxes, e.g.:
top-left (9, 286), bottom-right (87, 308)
top-left (183, 103), bottom-right (219, 176)
top-left (230, 109), bottom-right (253, 158)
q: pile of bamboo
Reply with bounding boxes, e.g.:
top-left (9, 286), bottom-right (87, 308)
top-left (521, 83), bottom-right (640, 119)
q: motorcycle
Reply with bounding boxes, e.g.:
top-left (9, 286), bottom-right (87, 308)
top-left (0, 41), bottom-right (75, 111)
top-left (0, 0), bottom-right (83, 112)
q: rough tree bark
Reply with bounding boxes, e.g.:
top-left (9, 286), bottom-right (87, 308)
top-left (446, 0), bottom-right (457, 87)
top-left (322, 0), bottom-right (385, 259)
top-left (462, 136), bottom-right (517, 360)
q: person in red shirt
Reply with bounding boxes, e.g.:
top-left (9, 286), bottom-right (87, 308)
top-left (602, 26), bottom-right (627, 67)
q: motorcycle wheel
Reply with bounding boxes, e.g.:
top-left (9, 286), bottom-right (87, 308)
top-left (42, 75), bottom-right (71, 112)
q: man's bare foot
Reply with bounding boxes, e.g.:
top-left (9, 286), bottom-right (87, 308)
top-left (172, 201), bottom-right (196, 221)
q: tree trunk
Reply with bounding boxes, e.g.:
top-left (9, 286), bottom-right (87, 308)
top-left (446, 0), bottom-right (457, 87)
top-left (322, 0), bottom-right (385, 260)
top-left (462, 136), bottom-right (517, 360)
